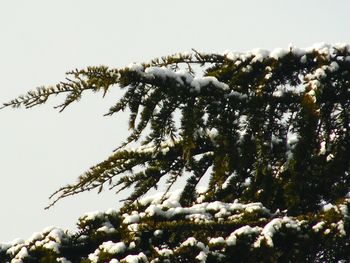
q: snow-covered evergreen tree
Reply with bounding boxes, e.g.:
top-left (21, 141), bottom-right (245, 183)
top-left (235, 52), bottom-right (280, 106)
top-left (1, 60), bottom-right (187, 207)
top-left (1, 43), bottom-right (350, 262)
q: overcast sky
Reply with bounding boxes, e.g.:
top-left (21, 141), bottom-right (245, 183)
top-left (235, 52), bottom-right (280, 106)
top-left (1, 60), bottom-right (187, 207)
top-left (1, 0), bottom-right (350, 242)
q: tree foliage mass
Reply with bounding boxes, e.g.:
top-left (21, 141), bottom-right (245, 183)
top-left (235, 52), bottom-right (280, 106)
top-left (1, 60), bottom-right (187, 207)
top-left (1, 44), bottom-right (350, 262)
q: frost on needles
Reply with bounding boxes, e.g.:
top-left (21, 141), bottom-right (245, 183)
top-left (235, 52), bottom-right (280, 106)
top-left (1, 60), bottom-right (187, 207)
top-left (1, 43), bottom-right (350, 262)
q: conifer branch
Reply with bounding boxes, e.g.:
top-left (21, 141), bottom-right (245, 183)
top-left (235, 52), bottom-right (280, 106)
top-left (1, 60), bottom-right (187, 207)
top-left (3, 45), bottom-right (350, 211)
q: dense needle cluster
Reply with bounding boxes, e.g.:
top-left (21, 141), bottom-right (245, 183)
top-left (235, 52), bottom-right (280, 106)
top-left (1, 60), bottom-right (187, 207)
top-left (1, 43), bottom-right (350, 262)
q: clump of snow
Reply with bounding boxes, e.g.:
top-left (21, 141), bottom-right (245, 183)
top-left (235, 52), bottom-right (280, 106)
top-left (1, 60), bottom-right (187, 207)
top-left (57, 258), bottom-right (72, 263)
top-left (153, 230), bottom-right (163, 237)
top-left (178, 237), bottom-right (209, 262)
top-left (43, 240), bottom-right (60, 253)
top-left (79, 209), bottom-right (119, 235)
top-left (13, 247), bottom-right (28, 262)
top-left (270, 48), bottom-right (289, 60)
top-left (222, 44), bottom-right (350, 80)
top-left (324, 228), bottom-right (331, 235)
top-left (28, 232), bottom-right (44, 243)
top-left (312, 221), bottom-right (325, 232)
top-left (323, 203), bottom-right (337, 212)
top-left (102, 241), bottom-right (126, 254)
top-left (286, 131), bottom-right (298, 159)
top-left (2, 227), bottom-right (70, 262)
top-left (181, 237), bottom-right (197, 247)
top-left (88, 241), bottom-right (126, 263)
top-left (121, 252), bottom-right (147, 263)
top-left (139, 189), bottom-right (183, 207)
top-left (314, 68), bottom-right (327, 79)
top-left (123, 213), bottom-right (140, 224)
top-left (237, 115), bottom-right (248, 142)
top-left (226, 226), bottom-right (261, 246)
top-left (326, 154), bottom-right (335, 162)
top-left (250, 48), bottom-right (270, 63)
top-left (155, 247), bottom-right (173, 257)
top-left (82, 210), bottom-right (105, 221)
top-left (227, 90), bottom-right (248, 99)
top-left (129, 64), bottom-right (233, 96)
top-left (300, 55), bottom-right (307, 64)
top-left (209, 237), bottom-right (225, 245)
top-left (128, 63), bottom-right (144, 73)
top-left (196, 251), bottom-right (208, 262)
top-left (145, 66), bottom-right (191, 86)
top-left (329, 61), bottom-right (339, 71)
top-left (191, 76), bottom-right (229, 92)
top-left (141, 193), bottom-right (270, 222)
top-left (337, 220), bottom-right (346, 237)
top-left (97, 222), bottom-right (116, 233)
top-left (339, 203), bottom-right (349, 217)
top-left (254, 217), bottom-right (301, 247)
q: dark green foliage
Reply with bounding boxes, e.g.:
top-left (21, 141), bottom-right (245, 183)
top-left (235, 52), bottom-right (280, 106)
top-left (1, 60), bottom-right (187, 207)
top-left (2, 44), bottom-right (350, 261)
top-left (1, 196), bottom-right (350, 262)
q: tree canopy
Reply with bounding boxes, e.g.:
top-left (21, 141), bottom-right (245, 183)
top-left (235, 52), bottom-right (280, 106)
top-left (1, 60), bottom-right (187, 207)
top-left (1, 43), bottom-right (350, 262)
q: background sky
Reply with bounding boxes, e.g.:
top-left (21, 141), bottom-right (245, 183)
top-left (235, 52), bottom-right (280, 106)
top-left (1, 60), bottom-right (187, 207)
top-left (1, 0), bottom-right (350, 242)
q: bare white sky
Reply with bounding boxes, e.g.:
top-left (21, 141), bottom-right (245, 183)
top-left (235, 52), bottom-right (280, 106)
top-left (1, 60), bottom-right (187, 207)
top-left (1, 0), bottom-right (350, 241)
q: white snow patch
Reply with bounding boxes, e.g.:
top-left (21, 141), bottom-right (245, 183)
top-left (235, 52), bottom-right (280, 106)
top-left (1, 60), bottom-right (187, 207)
top-left (312, 221), bottom-right (325, 232)
top-left (270, 48), bottom-right (289, 60)
top-left (122, 252), bottom-right (147, 263)
top-left (209, 237), bottom-right (225, 245)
